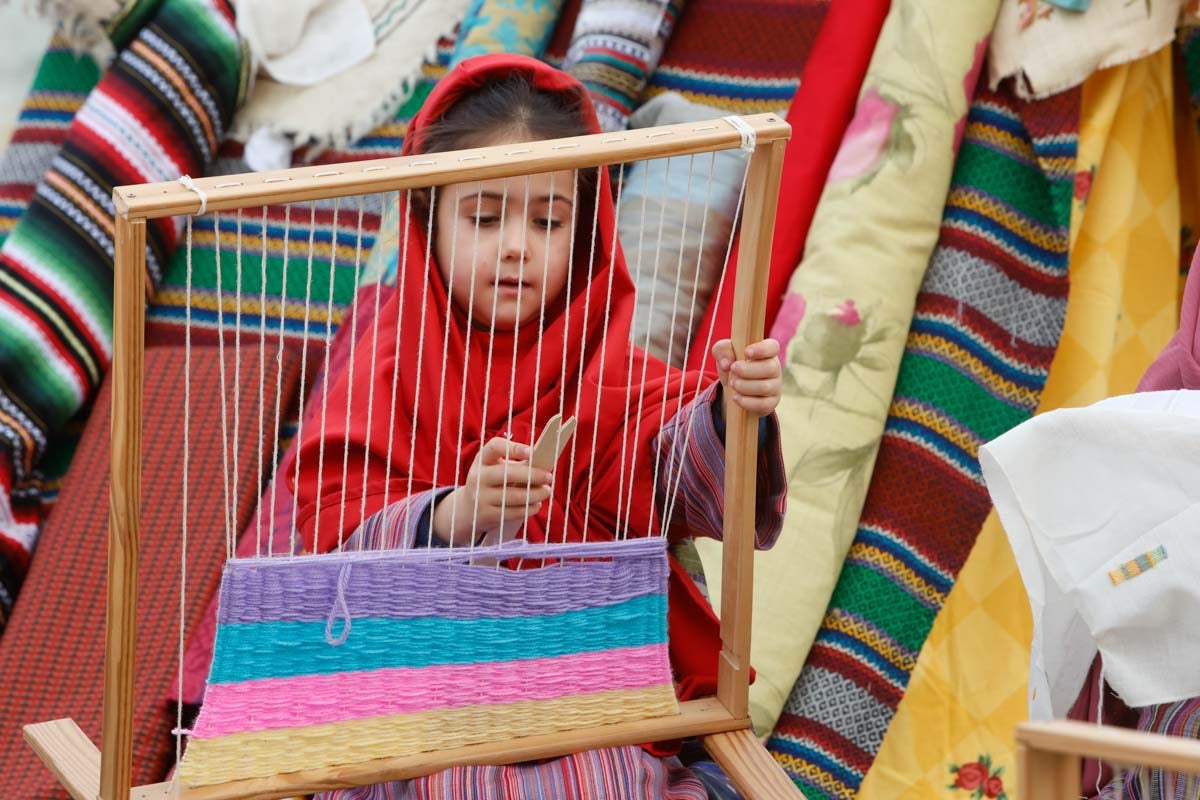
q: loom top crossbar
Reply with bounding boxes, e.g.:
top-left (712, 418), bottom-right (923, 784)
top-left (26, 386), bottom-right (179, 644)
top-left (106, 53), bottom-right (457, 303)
top-left (113, 114), bottom-right (790, 220)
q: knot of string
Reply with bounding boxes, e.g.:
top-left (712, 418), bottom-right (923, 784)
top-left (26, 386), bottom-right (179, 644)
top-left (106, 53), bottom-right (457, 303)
top-left (722, 115), bottom-right (756, 153)
top-left (178, 174), bottom-right (208, 215)
top-left (325, 563), bottom-right (354, 645)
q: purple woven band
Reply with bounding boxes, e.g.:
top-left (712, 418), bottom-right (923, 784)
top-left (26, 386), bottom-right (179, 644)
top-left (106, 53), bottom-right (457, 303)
top-left (219, 537), bottom-right (669, 624)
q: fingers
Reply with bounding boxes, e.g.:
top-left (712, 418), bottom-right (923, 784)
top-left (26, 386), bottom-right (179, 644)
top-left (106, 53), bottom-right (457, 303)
top-left (480, 437), bottom-right (531, 466)
top-left (713, 338), bottom-right (781, 369)
top-left (723, 338), bottom-right (782, 417)
top-left (730, 357), bottom-right (780, 381)
top-left (727, 369), bottom-right (780, 399)
top-left (744, 338), bottom-right (780, 360)
top-left (480, 486), bottom-right (553, 510)
top-left (478, 461), bottom-right (552, 490)
top-left (727, 391), bottom-right (779, 416)
top-left (726, 339), bottom-right (781, 400)
top-left (477, 482), bottom-right (553, 517)
top-left (498, 501), bottom-right (544, 522)
top-left (727, 377), bottom-right (781, 402)
top-left (461, 440), bottom-right (555, 532)
top-left (711, 339), bottom-right (735, 372)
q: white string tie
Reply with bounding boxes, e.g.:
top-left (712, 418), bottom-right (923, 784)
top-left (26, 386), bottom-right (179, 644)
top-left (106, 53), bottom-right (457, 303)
top-left (178, 174), bottom-right (208, 215)
top-left (722, 115), bottom-right (756, 153)
top-left (325, 564), bottom-right (353, 645)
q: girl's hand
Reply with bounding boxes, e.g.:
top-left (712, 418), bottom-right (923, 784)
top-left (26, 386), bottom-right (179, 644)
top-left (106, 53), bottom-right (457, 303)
top-left (712, 338), bottom-right (782, 418)
top-left (432, 436), bottom-right (554, 545)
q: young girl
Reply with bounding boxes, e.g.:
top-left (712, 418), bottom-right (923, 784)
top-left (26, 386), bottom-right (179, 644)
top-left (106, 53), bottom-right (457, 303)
top-left (291, 54), bottom-right (786, 800)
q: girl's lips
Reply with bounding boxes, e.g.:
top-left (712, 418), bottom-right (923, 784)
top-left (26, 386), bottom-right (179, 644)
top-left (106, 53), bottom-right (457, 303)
top-left (495, 278), bottom-right (531, 293)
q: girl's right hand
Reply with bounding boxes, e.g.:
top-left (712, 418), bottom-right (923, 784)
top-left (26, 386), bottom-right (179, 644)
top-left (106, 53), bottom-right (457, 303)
top-left (432, 436), bottom-right (554, 546)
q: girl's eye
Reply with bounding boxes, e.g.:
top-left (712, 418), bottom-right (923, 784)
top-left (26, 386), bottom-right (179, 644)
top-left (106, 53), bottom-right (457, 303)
top-left (534, 218), bottom-right (564, 230)
top-left (470, 215), bottom-right (500, 226)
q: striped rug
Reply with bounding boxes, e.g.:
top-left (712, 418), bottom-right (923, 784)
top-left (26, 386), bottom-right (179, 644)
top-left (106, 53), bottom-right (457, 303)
top-left (0, 41), bottom-right (102, 612)
top-left (543, 0), bottom-right (821, 116)
top-left (0, 0), bottom-right (242, 630)
top-left (767, 79), bottom-right (1081, 800)
top-left (0, 43), bottom-right (101, 250)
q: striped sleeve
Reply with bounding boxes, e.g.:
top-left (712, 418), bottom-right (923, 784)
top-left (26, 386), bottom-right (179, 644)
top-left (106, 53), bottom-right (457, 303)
top-left (341, 488), bottom-right (452, 551)
top-left (654, 382), bottom-right (786, 548)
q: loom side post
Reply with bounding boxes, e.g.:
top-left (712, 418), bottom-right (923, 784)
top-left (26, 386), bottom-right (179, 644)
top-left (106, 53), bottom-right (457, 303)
top-left (101, 213), bottom-right (146, 800)
top-left (716, 137), bottom-right (787, 721)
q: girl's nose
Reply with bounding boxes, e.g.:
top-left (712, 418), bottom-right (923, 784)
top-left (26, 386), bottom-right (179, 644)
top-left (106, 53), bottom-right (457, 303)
top-left (499, 219), bottom-right (526, 263)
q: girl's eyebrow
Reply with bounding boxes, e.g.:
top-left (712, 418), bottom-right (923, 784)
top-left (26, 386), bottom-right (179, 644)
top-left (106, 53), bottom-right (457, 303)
top-left (461, 191), bottom-right (573, 206)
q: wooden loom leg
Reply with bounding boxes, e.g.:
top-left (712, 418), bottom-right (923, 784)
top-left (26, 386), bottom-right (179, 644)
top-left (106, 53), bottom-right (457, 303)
top-left (24, 718), bottom-right (175, 800)
top-left (702, 728), bottom-right (807, 799)
top-left (24, 719), bottom-right (103, 800)
top-left (1017, 741), bottom-right (1080, 800)
top-left (102, 215), bottom-right (146, 800)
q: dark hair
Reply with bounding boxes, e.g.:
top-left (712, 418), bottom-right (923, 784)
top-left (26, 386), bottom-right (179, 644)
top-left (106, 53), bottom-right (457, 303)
top-left (412, 72), bottom-right (603, 265)
top-left (413, 71), bottom-right (592, 154)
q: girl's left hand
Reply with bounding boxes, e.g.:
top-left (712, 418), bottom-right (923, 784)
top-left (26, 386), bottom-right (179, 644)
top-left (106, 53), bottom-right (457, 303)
top-left (712, 338), bottom-right (782, 418)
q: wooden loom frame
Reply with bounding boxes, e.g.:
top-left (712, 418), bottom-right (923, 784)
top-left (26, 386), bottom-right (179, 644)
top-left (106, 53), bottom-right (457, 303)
top-left (23, 113), bottom-right (805, 800)
top-left (1017, 720), bottom-right (1200, 798)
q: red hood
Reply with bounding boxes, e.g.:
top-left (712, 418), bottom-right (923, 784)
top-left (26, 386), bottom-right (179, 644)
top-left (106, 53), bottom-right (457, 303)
top-left (402, 54), bottom-right (602, 157)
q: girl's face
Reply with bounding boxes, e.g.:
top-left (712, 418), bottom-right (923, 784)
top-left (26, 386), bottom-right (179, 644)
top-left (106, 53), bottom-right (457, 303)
top-left (434, 168), bottom-right (578, 332)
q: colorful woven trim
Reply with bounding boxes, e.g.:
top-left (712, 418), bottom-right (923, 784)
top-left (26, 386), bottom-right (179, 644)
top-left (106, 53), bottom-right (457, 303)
top-left (0, 43), bottom-right (101, 250)
top-left (1109, 545), bottom-right (1167, 586)
top-left (180, 537), bottom-right (678, 788)
top-left (563, 0), bottom-right (685, 132)
top-left (768, 82), bottom-right (1080, 800)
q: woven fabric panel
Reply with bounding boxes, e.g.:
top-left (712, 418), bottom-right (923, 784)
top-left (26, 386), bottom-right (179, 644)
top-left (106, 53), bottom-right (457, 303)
top-left (181, 539), bottom-right (678, 789)
top-left (0, 343), bottom-right (300, 797)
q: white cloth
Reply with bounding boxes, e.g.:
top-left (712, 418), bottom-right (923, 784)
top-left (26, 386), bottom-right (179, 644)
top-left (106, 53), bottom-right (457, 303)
top-left (0, 2), bottom-right (54, 148)
top-left (988, 0), bottom-right (1183, 100)
top-left (13, 0), bottom-right (123, 64)
top-left (237, 0), bottom-right (375, 87)
top-left (231, 0), bottom-right (472, 151)
top-left (243, 127), bottom-right (294, 172)
top-left (980, 390), bottom-right (1200, 718)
